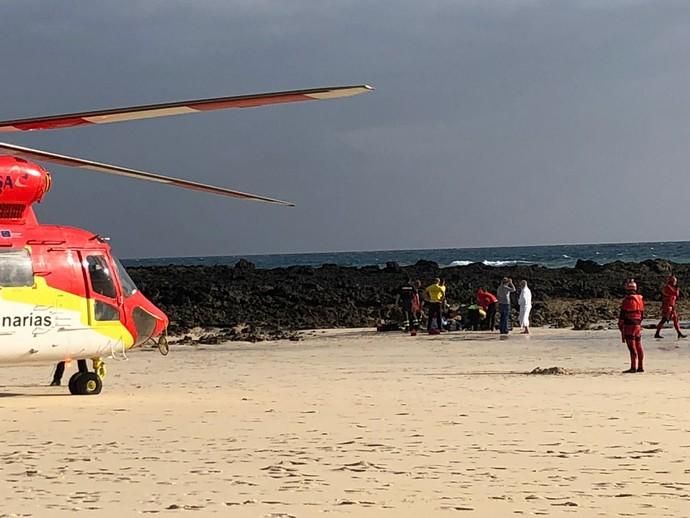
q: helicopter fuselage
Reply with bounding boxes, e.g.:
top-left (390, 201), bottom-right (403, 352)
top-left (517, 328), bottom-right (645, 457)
top-left (0, 156), bottom-right (167, 366)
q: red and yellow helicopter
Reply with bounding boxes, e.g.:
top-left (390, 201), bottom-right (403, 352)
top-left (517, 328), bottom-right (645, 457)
top-left (0, 84), bottom-right (372, 395)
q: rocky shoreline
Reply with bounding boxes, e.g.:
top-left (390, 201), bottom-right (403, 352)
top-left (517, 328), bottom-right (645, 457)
top-left (127, 258), bottom-right (690, 342)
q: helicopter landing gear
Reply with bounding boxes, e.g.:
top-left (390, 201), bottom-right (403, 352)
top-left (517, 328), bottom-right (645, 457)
top-left (158, 335), bottom-right (169, 356)
top-left (93, 358), bottom-right (107, 379)
top-left (68, 359), bottom-right (103, 395)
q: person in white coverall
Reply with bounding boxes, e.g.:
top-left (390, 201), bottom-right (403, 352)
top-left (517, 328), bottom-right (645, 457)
top-left (518, 280), bottom-right (532, 334)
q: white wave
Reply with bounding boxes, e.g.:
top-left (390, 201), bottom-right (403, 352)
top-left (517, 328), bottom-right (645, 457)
top-left (448, 259), bottom-right (533, 267)
top-left (482, 260), bottom-right (526, 267)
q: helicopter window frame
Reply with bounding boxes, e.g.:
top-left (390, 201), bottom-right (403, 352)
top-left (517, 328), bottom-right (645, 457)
top-left (0, 249), bottom-right (34, 288)
top-left (114, 257), bottom-right (138, 298)
top-left (85, 255), bottom-right (117, 299)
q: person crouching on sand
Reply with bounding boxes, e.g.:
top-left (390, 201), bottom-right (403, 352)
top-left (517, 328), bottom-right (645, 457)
top-left (476, 287), bottom-right (498, 331)
top-left (654, 275), bottom-right (687, 340)
top-left (619, 278), bottom-right (645, 373)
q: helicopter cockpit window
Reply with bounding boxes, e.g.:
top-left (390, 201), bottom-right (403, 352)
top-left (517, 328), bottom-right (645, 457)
top-left (0, 249), bottom-right (34, 287)
top-left (86, 255), bottom-right (117, 299)
top-left (114, 258), bottom-right (138, 297)
top-left (95, 300), bottom-right (120, 321)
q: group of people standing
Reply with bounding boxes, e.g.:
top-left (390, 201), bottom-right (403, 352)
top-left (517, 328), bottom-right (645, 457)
top-left (397, 277), bottom-right (533, 336)
top-left (618, 274), bottom-right (687, 374)
top-left (477, 278), bottom-right (532, 335)
top-left (398, 277), bottom-right (446, 336)
top-left (398, 273), bottom-right (688, 375)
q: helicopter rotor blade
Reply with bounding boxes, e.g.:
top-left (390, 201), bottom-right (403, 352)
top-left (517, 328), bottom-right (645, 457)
top-left (0, 85), bottom-right (373, 133)
top-left (0, 141), bottom-right (295, 206)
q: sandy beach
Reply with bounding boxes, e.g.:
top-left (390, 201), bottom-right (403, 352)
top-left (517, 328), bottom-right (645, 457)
top-left (1, 328), bottom-right (690, 517)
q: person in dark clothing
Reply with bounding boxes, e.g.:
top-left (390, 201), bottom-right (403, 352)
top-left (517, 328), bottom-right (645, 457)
top-left (50, 361), bottom-right (65, 386)
top-left (397, 280), bottom-right (421, 336)
top-left (466, 304), bottom-right (483, 331)
top-left (50, 358), bottom-right (106, 387)
top-left (485, 301), bottom-right (497, 331)
top-left (497, 278), bottom-right (516, 335)
top-left (412, 280), bottom-right (423, 332)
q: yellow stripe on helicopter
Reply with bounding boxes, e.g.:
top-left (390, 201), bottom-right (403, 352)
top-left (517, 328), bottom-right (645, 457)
top-left (0, 276), bottom-right (134, 346)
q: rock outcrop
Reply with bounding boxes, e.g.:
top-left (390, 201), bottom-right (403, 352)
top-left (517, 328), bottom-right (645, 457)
top-left (127, 259), bottom-right (687, 337)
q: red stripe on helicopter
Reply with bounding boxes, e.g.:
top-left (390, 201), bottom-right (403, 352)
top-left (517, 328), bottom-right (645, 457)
top-left (0, 96), bottom-right (309, 130)
top-left (0, 96), bottom-right (309, 131)
top-left (194, 94), bottom-right (309, 111)
top-left (12, 117), bottom-right (91, 132)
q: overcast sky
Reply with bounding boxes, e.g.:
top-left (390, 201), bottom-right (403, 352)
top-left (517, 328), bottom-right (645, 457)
top-left (1, 0), bottom-right (689, 258)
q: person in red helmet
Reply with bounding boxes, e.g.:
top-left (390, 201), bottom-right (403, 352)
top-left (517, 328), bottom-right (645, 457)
top-left (654, 275), bottom-right (687, 339)
top-left (618, 278), bottom-right (645, 373)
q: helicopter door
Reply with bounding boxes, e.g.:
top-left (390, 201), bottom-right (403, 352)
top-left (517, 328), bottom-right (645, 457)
top-left (79, 252), bottom-right (124, 330)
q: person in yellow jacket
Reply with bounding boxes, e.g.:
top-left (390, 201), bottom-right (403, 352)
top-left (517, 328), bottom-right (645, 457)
top-left (424, 278), bottom-right (446, 333)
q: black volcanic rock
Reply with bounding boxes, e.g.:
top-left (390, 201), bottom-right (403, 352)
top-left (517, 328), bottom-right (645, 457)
top-left (414, 259), bottom-right (439, 271)
top-left (574, 259), bottom-right (603, 273)
top-left (384, 261), bottom-right (402, 272)
top-left (235, 258), bottom-right (255, 270)
top-left (127, 259), bottom-right (690, 339)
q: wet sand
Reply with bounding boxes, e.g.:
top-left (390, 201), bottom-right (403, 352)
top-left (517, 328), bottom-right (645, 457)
top-left (1, 328), bottom-right (690, 517)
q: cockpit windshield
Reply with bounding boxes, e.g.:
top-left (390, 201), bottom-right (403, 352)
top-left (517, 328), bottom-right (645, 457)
top-left (114, 257), bottom-right (138, 297)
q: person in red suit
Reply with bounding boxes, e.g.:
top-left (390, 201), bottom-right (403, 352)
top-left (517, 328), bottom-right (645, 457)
top-left (476, 287), bottom-right (498, 331)
top-left (618, 279), bottom-right (645, 373)
top-left (654, 275), bottom-right (687, 339)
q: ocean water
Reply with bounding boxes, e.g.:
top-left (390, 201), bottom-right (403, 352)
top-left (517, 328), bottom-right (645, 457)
top-left (123, 241), bottom-right (690, 270)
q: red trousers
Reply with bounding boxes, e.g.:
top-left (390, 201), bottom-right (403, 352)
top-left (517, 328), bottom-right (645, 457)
top-left (621, 324), bottom-right (643, 370)
top-left (657, 305), bottom-right (681, 334)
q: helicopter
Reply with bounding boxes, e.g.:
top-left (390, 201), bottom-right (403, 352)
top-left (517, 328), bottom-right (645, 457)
top-left (0, 84), bottom-right (373, 395)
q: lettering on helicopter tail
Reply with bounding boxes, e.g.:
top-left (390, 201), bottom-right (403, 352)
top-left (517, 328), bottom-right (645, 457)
top-left (0, 314), bottom-right (53, 327)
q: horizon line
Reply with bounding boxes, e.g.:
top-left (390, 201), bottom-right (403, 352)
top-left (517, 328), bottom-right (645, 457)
top-left (123, 239), bottom-right (687, 262)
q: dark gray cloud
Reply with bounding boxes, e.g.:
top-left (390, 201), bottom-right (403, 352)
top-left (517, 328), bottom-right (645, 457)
top-left (1, 0), bottom-right (689, 258)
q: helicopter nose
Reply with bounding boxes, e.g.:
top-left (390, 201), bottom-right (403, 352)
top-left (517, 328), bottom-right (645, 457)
top-left (152, 311), bottom-right (169, 337)
top-left (132, 306), bottom-right (165, 347)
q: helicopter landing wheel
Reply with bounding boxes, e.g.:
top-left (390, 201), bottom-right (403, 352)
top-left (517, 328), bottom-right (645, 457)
top-left (68, 372), bottom-right (82, 394)
top-left (158, 335), bottom-right (169, 356)
top-left (69, 371), bottom-right (102, 395)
